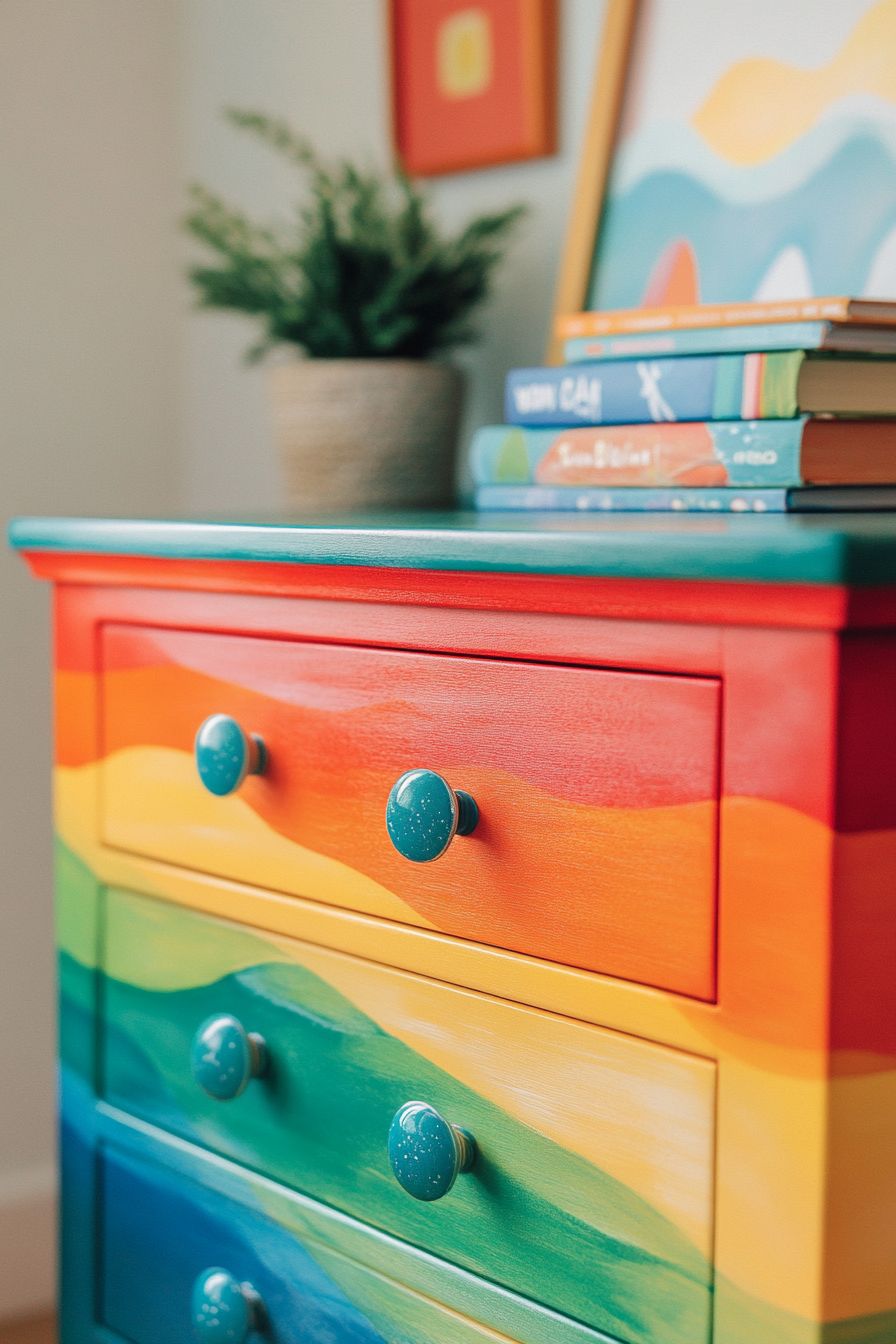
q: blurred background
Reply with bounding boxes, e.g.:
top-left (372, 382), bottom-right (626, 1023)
top-left (0, 0), bottom-right (603, 1323)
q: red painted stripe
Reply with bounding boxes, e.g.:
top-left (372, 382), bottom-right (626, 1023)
top-left (24, 549), bottom-right (896, 629)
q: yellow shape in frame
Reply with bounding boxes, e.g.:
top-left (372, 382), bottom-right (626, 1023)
top-left (437, 8), bottom-right (493, 101)
top-left (693, 0), bottom-right (896, 165)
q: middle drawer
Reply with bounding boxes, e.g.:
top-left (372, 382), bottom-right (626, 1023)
top-left (101, 888), bottom-right (715, 1344)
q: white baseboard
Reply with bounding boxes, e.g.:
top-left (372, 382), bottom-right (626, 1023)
top-left (0, 1165), bottom-right (57, 1322)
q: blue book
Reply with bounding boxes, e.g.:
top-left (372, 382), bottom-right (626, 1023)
top-left (505, 352), bottom-right (805, 427)
top-left (474, 484), bottom-right (896, 514)
top-left (471, 421), bottom-right (812, 488)
top-left (475, 484), bottom-right (788, 513)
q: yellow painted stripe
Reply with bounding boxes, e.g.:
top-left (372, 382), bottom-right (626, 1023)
top-left (826, 1066), bottom-right (896, 1318)
top-left (57, 754), bottom-right (431, 929)
top-left (716, 1061), bottom-right (896, 1321)
top-left (284, 935), bottom-right (716, 1258)
top-left (716, 1057), bottom-right (827, 1318)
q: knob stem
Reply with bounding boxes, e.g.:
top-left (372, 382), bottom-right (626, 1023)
top-left (246, 1031), bottom-right (268, 1079)
top-left (452, 1123), bottom-right (477, 1172)
top-left (239, 1283), bottom-right (265, 1333)
top-left (454, 790), bottom-right (479, 837)
top-left (245, 734), bottom-right (267, 777)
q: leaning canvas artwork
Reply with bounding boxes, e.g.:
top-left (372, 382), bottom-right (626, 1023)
top-left (588, 0), bottom-right (896, 310)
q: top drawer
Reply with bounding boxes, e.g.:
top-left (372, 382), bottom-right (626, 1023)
top-left (99, 625), bottom-right (719, 997)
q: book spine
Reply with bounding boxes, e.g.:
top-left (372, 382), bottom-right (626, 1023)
top-left (555, 297), bottom-right (854, 340)
top-left (471, 421), bottom-right (808, 488)
top-left (563, 322), bottom-right (828, 362)
top-left (474, 484), bottom-right (788, 513)
top-left (504, 354), bottom-right (802, 427)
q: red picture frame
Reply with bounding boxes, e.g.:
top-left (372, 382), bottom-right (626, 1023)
top-left (389, 0), bottom-right (557, 176)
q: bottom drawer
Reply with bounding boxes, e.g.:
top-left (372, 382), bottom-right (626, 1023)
top-left (98, 1128), bottom-right (612, 1344)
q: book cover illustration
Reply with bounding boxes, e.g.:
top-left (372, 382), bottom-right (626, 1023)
top-left (473, 421), bottom-right (810, 488)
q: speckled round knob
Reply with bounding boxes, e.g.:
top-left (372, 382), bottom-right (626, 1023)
top-left (191, 1014), bottom-right (267, 1102)
top-left (385, 769), bottom-right (479, 863)
top-left (388, 1100), bottom-right (476, 1201)
top-left (195, 714), bottom-right (266, 796)
top-left (192, 1267), bottom-right (264, 1342)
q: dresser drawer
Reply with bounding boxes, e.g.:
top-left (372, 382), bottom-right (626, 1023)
top-left (99, 625), bottom-right (719, 996)
top-left (99, 1137), bottom-right (615, 1344)
top-left (102, 889), bottom-right (715, 1344)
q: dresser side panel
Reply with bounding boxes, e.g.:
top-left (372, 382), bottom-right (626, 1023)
top-left (822, 633), bottom-right (896, 1328)
top-left (714, 627), bottom-right (840, 1343)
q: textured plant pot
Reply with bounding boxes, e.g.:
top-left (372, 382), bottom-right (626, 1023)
top-left (269, 359), bottom-right (465, 511)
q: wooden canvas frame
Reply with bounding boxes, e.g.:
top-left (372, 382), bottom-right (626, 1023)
top-left (547, 0), bottom-right (638, 360)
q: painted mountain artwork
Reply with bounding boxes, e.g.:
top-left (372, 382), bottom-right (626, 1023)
top-left (589, 0), bottom-right (896, 310)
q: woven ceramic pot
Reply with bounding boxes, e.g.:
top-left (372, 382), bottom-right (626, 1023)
top-left (269, 359), bottom-right (464, 511)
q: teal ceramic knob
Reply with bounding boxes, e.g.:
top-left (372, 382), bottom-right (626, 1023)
top-left (388, 1100), bottom-right (476, 1201)
top-left (192, 1268), bottom-right (264, 1342)
top-left (191, 1014), bottom-right (267, 1101)
top-left (195, 714), bottom-right (266, 796)
top-left (385, 769), bottom-right (479, 863)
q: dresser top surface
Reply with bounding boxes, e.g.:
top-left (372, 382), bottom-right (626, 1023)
top-left (10, 509), bottom-right (896, 585)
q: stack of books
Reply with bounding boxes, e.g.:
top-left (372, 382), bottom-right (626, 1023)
top-left (471, 298), bottom-right (896, 513)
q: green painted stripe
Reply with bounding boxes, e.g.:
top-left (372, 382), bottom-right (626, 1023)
top-left (10, 511), bottom-right (896, 585)
top-left (55, 840), bottom-right (100, 1082)
top-left (713, 1277), bottom-right (896, 1344)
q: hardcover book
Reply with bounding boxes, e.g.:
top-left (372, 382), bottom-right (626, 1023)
top-left (473, 420), bottom-right (896, 489)
top-left (475, 483), bottom-right (896, 514)
top-left (562, 322), bottom-right (896, 364)
top-left (555, 298), bottom-right (896, 342)
top-left (505, 353), bottom-right (896, 428)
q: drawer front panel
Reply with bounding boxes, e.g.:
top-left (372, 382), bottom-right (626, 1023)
top-left (99, 625), bottom-right (719, 997)
top-left (102, 889), bottom-right (715, 1344)
top-left (99, 1141), bottom-right (612, 1344)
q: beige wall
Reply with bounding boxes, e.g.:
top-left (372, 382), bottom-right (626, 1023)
top-left (1, 0), bottom-right (604, 1319)
top-left (0, 0), bottom-right (181, 1319)
top-left (181, 0), bottom-right (605, 511)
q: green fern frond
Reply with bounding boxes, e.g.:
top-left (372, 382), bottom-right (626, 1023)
top-left (185, 109), bottom-right (526, 360)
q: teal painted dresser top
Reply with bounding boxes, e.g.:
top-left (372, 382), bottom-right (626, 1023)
top-left (11, 509), bottom-right (896, 584)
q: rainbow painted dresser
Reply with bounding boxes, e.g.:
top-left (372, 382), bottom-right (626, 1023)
top-left (10, 511), bottom-right (896, 1344)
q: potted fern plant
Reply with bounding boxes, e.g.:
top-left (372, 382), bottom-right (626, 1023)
top-left (186, 110), bottom-right (524, 511)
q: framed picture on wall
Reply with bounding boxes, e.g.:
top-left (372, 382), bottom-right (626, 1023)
top-left (551, 0), bottom-right (896, 352)
top-left (389, 0), bottom-right (557, 176)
